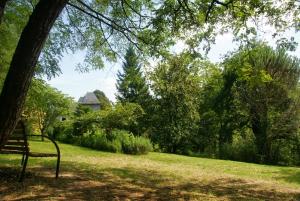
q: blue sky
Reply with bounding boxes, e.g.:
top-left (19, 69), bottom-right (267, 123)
top-left (47, 51), bottom-right (120, 102)
top-left (47, 32), bottom-right (300, 102)
top-left (47, 33), bottom-right (237, 102)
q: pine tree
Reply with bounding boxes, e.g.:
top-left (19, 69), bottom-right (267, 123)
top-left (116, 46), bottom-right (150, 107)
top-left (116, 46), bottom-right (152, 135)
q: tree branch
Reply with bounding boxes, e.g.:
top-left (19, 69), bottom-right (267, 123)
top-left (68, 1), bottom-right (149, 50)
top-left (205, 0), bottom-right (233, 22)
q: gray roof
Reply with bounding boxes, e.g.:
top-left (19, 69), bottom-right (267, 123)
top-left (78, 92), bottom-right (100, 105)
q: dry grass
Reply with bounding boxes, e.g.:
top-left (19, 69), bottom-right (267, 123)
top-left (0, 141), bottom-right (300, 200)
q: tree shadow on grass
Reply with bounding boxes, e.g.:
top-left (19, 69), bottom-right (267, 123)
top-left (101, 167), bottom-right (300, 201)
top-left (0, 159), bottom-right (299, 201)
top-left (275, 168), bottom-right (300, 186)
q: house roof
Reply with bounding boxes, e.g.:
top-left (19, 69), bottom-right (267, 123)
top-left (78, 92), bottom-right (100, 105)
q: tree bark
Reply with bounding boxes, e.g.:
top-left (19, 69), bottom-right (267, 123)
top-left (0, 0), bottom-right (68, 148)
top-left (0, 0), bottom-right (8, 23)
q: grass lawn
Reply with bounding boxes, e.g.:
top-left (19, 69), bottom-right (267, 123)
top-left (0, 141), bottom-right (300, 200)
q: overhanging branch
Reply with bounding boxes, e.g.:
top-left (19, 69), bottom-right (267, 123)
top-left (205, 0), bottom-right (233, 22)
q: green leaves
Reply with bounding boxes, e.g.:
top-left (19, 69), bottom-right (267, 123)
top-left (150, 53), bottom-right (203, 153)
top-left (24, 79), bottom-right (75, 134)
top-left (2, 0), bottom-right (298, 79)
top-left (116, 46), bottom-right (151, 107)
top-left (218, 43), bottom-right (300, 164)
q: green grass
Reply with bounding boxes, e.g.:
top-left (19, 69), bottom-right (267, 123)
top-left (0, 141), bottom-right (300, 200)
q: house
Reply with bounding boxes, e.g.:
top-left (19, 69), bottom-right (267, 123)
top-left (78, 92), bottom-right (101, 111)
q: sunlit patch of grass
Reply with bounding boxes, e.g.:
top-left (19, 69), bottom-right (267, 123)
top-left (0, 141), bottom-right (300, 200)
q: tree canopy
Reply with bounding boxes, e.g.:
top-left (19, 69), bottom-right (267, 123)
top-left (24, 79), bottom-right (74, 135)
top-left (150, 53), bottom-right (202, 153)
top-left (218, 44), bottom-right (300, 163)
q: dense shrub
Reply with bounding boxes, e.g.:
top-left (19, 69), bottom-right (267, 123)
top-left (54, 121), bottom-right (152, 155)
top-left (52, 121), bottom-right (75, 143)
top-left (115, 130), bottom-right (153, 154)
top-left (99, 103), bottom-right (144, 135)
top-left (77, 129), bottom-right (152, 154)
top-left (269, 139), bottom-right (300, 166)
top-left (78, 130), bottom-right (122, 153)
top-left (219, 133), bottom-right (257, 163)
top-left (72, 112), bottom-right (101, 136)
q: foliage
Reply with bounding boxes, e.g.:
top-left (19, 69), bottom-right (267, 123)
top-left (93, 89), bottom-right (111, 110)
top-left (193, 62), bottom-right (223, 155)
top-left (2, 0), bottom-right (297, 79)
top-left (74, 104), bottom-right (93, 117)
top-left (146, 44), bottom-right (300, 165)
top-left (53, 101), bottom-right (152, 155)
top-left (219, 130), bottom-right (257, 163)
top-left (99, 102), bottom-right (145, 135)
top-left (54, 122), bottom-right (152, 154)
top-left (116, 46), bottom-right (152, 135)
top-left (116, 46), bottom-right (150, 106)
top-left (205, 44), bottom-right (300, 164)
top-left (72, 111), bottom-right (101, 136)
top-left (76, 130), bottom-right (123, 153)
top-left (150, 53), bottom-right (202, 153)
top-left (0, 1), bottom-right (31, 91)
top-left (117, 131), bottom-right (153, 155)
top-left (52, 120), bottom-right (74, 143)
top-left (23, 79), bottom-right (75, 135)
top-left (65, 102), bottom-right (144, 137)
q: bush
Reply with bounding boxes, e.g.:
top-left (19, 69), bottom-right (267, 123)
top-left (269, 139), bottom-right (300, 166)
top-left (99, 103), bottom-right (145, 135)
top-left (53, 121), bottom-right (75, 143)
top-left (111, 130), bottom-right (153, 154)
top-left (72, 112), bottom-right (101, 136)
top-left (80, 129), bottom-right (152, 154)
top-left (55, 125), bottom-right (152, 154)
top-left (82, 130), bottom-right (122, 153)
top-left (72, 130), bottom-right (119, 153)
top-left (120, 134), bottom-right (153, 155)
top-left (219, 133), bottom-right (257, 163)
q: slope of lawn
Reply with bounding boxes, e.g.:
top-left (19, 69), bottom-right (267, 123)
top-left (0, 141), bottom-right (300, 200)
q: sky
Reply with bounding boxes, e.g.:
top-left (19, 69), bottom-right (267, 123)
top-left (47, 52), bottom-right (120, 102)
top-left (47, 32), bottom-right (300, 103)
top-left (47, 33), bottom-right (237, 102)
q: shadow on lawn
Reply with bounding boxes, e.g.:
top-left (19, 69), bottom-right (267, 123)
top-left (0, 159), bottom-right (299, 201)
top-left (275, 168), bottom-right (300, 186)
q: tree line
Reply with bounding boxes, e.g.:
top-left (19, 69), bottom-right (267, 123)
top-left (4, 41), bottom-right (299, 164)
top-left (115, 44), bottom-right (300, 165)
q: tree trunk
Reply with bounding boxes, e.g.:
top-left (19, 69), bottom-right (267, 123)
top-left (250, 105), bottom-right (269, 163)
top-left (0, 0), bottom-right (68, 148)
top-left (0, 0), bottom-right (8, 23)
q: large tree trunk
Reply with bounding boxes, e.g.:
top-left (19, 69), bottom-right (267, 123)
top-left (0, 0), bottom-right (68, 148)
top-left (0, 0), bottom-right (8, 23)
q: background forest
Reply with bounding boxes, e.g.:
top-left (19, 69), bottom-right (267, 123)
top-left (16, 43), bottom-right (300, 166)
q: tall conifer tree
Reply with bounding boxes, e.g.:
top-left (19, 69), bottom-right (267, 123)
top-left (116, 46), bottom-right (150, 107)
top-left (116, 46), bottom-right (151, 135)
